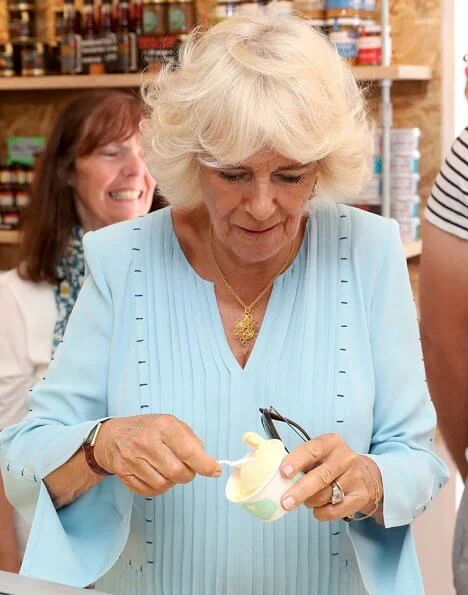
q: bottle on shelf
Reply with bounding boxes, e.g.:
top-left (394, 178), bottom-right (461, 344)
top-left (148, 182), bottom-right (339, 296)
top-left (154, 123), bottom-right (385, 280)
top-left (81, 0), bottom-right (97, 40)
top-left (130, 0), bottom-right (145, 69)
top-left (99, 0), bottom-right (113, 34)
top-left (60, 0), bottom-right (82, 74)
top-left (7, 0), bottom-right (36, 44)
top-left (115, 1), bottom-right (137, 72)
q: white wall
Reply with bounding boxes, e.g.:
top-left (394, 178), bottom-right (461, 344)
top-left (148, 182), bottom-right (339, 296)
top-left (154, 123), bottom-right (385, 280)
top-left (441, 0), bottom-right (468, 155)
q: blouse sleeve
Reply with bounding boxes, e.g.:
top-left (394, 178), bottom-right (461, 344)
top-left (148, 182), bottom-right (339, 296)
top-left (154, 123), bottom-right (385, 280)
top-left (0, 282), bottom-right (35, 430)
top-left (365, 219), bottom-right (449, 527)
top-left (347, 219), bottom-right (450, 594)
top-left (0, 233), bottom-right (133, 588)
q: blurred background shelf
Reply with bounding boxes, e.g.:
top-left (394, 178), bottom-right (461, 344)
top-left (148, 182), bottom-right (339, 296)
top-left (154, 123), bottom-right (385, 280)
top-left (0, 65), bottom-right (433, 92)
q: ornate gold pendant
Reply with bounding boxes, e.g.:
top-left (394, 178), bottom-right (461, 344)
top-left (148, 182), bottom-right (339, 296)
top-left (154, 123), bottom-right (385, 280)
top-left (233, 311), bottom-right (258, 346)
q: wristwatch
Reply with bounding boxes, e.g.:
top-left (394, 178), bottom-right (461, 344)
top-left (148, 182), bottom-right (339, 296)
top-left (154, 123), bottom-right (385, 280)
top-left (82, 422), bottom-right (113, 476)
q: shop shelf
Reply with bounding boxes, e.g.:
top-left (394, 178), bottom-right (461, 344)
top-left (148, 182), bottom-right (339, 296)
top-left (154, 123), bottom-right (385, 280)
top-left (404, 240), bottom-right (422, 259)
top-left (353, 65), bottom-right (432, 81)
top-left (0, 65), bottom-right (432, 92)
top-left (0, 230), bottom-right (22, 245)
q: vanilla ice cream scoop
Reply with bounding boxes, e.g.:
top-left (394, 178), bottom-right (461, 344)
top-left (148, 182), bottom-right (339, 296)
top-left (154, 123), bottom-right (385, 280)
top-left (229, 432), bottom-right (286, 501)
top-left (225, 432), bottom-right (299, 522)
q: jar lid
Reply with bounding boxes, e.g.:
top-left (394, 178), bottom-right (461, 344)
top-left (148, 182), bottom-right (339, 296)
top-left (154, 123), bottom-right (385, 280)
top-left (144, 0), bottom-right (168, 4)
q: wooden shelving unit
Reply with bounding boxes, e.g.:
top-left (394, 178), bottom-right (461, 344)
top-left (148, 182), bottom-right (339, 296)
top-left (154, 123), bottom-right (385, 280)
top-left (353, 65), bottom-right (432, 81)
top-left (0, 65), bottom-right (432, 92)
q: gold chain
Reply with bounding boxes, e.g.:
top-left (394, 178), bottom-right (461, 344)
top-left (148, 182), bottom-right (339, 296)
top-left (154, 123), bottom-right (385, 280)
top-left (209, 225), bottom-right (295, 345)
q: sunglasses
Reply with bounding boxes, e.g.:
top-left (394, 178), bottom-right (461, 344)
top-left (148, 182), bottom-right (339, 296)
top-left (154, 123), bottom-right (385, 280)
top-left (259, 406), bottom-right (311, 453)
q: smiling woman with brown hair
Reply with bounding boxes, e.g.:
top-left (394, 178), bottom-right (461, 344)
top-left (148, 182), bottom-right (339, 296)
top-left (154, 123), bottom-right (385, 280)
top-left (0, 89), bottom-right (157, 573)
top-left (0, 9), bottom-right (448, 595)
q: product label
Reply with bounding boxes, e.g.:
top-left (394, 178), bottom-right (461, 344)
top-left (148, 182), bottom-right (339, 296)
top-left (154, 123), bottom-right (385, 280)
top-left (7, 136), bottom-right (45, 166)
top-left (80, 34), bottom-right (118, 73)
top-left (143, 5), bottom-right (165, 35)
top-left (329, 31), bottom-right (358, 59)
top-left (60, 34), bottom-right (81, 74)
top-left (168, 6), bottom-right (186, 32)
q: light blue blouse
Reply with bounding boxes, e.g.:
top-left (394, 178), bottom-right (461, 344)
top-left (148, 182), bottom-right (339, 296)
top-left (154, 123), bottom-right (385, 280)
top-left (0, 204), bottom-right (449, 595)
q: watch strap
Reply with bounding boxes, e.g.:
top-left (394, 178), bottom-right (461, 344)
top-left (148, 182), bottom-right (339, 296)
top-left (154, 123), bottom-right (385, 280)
top-left (82, 422), bottom-right (113, 476)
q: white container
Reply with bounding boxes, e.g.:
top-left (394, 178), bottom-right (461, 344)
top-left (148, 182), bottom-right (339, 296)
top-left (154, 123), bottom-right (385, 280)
top-left (225, 442), bottom-right (299, 522)
top-left (391, 195), bottom-right (420, 219)
top-left (390, 174), bottom-right (419, 199)
top-left (397, 216), bottom-right (421, 243)
top-left (375, 128), bottom-right (421, 154)
top-left (374, 151), bottom-right (420, 176)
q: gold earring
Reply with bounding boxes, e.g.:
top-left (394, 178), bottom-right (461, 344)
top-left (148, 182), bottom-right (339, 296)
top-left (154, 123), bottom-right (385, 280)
top-left (308, 180), bottom-right (318, 201)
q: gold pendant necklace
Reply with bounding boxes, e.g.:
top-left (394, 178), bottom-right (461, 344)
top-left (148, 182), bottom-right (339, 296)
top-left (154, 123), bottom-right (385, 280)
top-left (209, 225), bottom-right (295, 346)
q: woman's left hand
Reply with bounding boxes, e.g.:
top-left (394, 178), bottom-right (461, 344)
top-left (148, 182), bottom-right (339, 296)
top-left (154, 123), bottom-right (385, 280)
top-left (279, 433), bottom-right (383, 522)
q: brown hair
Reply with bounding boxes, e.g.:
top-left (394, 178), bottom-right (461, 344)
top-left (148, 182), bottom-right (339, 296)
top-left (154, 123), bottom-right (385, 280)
top-left (19, 90), bottom-right (158, 284)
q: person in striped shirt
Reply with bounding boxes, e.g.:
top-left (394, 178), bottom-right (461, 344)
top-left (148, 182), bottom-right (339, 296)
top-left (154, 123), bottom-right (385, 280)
top-left (420, 126), bottom-right (468, 595)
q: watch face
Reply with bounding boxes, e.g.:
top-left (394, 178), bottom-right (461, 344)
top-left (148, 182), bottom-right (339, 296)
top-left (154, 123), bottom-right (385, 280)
top-left (83, 423), bottom-right (99, 446)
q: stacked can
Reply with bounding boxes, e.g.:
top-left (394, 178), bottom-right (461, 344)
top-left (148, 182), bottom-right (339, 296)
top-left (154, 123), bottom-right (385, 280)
top-left (383, 129), bottom-right (421, 243)
top-left (347, 128), bottom-right (421, 243)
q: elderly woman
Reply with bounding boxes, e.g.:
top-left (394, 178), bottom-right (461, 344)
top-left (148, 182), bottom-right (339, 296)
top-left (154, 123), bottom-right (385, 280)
top-left (0, 10), bottom-right (448, 595)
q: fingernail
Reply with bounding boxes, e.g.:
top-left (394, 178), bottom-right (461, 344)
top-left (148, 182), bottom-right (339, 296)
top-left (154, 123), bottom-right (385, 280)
top-left (212, 470), bottom-right (222, 478)
top-left (282, 496), bottom-right (296, 511)
top-left (282, 465), bottom-right (294, 478)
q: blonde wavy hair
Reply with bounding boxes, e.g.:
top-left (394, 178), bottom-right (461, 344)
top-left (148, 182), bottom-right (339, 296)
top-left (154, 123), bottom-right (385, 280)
top-left (141, 7), bottom-right (374, 205)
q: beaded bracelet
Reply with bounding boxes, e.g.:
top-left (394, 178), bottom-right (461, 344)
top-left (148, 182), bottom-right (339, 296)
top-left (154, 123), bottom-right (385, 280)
top-left (344, 457), bottom-right (381, 522)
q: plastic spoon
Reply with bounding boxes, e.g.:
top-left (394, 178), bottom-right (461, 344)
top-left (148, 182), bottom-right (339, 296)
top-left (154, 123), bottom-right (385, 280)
top-left (217, 456), bottom-right (250, 468)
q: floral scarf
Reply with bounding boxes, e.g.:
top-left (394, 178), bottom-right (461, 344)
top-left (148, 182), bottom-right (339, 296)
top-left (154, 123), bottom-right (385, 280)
top-left (52, 226), bottom-right (85, 353)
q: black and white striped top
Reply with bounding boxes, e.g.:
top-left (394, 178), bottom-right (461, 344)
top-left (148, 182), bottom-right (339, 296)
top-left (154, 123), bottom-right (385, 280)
top-left (425, 126), bottom-right (468, 239)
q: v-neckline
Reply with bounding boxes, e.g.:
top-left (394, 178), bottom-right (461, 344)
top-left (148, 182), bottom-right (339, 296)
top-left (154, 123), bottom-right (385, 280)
top-left (167, 208), bottom-right (309, 374)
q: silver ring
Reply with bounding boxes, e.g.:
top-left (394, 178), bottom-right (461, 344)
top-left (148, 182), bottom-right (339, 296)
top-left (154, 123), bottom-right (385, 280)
top-left (331, 480), bottom-right (345, 505)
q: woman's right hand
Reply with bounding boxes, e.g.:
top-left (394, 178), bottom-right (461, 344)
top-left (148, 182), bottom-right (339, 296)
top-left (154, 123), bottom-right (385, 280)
top-left (93, 415), bottom-right (221, 497)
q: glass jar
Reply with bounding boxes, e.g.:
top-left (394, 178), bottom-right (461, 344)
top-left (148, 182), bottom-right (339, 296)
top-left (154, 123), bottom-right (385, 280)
top-left (327, 16), bottom-right (360, 63)
top-left (167, 0), bottom-right (195, 34)
top-left (326, 0), bottom-right (359, 10)
top-left (8, 1), bottom-right (36, 42)
top-left (0, 43), bottom-right (15, 77)
top-left (143, 0), bottom-right (168, 36)
top-left (20, 41), bottom-right (45, 76)
top-left (358, 23), bottom-right (381, 65)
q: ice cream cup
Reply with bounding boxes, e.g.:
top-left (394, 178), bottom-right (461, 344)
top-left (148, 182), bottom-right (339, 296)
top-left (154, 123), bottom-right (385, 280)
top-left (225, 444), bottom-right (301, 523)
